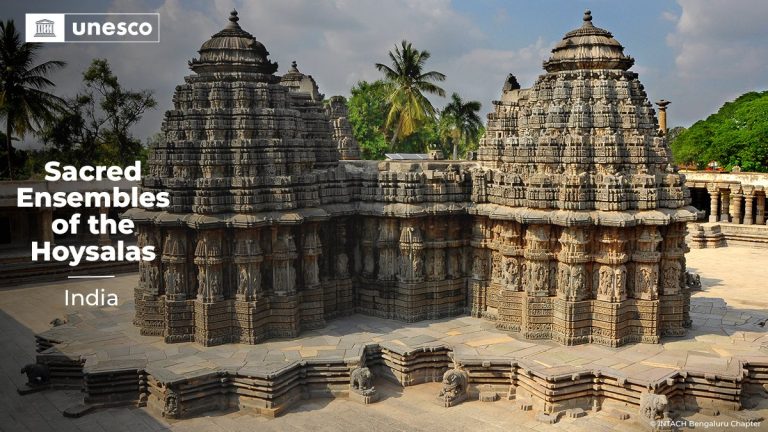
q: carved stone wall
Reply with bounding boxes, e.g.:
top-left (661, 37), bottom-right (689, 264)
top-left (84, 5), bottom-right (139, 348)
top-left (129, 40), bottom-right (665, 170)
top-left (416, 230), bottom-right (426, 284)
top-left (127, 10), bottom-right (696, 347)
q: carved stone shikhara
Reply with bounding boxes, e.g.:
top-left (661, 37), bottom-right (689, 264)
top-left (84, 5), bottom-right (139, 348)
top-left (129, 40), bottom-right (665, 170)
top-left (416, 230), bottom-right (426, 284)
top-left (125, 10), bottom-right (696, 348)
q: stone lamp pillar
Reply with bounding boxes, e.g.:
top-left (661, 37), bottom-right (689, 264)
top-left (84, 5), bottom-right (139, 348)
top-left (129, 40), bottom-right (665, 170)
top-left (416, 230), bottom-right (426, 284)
top-left (656, 100), bottom-right (670, 136)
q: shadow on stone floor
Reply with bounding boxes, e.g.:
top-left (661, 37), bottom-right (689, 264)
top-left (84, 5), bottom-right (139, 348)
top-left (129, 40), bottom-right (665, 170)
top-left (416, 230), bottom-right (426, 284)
top-left (685, 264), bottom-right (725, 290)
top-left (698, 277), bottom-right (724, 290)
top-left (669, 295), bottom-right (768, 347)
top-left (371, 379), bottom-right (405, 403)
top-left (0, 308), bottom-right (172, 432)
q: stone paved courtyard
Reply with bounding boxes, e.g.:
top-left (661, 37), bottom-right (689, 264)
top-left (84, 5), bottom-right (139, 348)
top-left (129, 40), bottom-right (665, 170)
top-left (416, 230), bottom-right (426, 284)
top-left (1, 246), bottom-right (767, 431)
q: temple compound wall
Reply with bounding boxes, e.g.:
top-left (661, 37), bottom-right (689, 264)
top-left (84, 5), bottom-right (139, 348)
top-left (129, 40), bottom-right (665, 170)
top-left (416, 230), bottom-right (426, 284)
top-left (683, 170), bottom-right (768, 248)
top-left (126, 10), bottom-right (696, 348)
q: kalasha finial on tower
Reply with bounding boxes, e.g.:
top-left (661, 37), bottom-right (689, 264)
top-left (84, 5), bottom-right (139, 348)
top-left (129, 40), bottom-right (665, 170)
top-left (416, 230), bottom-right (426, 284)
top-left (584, 10), bottom-right (592, 23)
top-left (226, 9), bottom-right (240, 29)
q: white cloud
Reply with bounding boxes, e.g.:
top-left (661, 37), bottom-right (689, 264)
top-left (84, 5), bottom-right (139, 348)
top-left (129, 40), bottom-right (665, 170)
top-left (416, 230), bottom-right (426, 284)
top-left (664, 0), bottom-right (768, 125)
top-left (435, 39), bottom-right (553, 112)
top-left (661, 11), bottom-right (678, 23)
top-left (13, 0), bottom-right (768, 146)
top-left (21, 0), bottom-right (558, 149)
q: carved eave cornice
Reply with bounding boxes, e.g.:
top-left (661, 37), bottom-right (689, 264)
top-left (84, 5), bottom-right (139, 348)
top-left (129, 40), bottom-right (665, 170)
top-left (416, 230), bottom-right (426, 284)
top-left (469, 204), bottom-right (698, 227)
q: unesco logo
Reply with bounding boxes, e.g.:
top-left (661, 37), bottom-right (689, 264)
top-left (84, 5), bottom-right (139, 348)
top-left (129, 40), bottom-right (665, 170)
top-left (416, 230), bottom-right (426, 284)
top-left (26, 13), bottom-right (160, 43)
top-left (34, 19), bottom-right (56, 38)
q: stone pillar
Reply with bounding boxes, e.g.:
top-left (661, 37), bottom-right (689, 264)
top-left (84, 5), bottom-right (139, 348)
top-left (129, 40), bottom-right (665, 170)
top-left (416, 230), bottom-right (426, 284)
top-left (361, 218), bottom-right (377, 277)
top-left (39, 209), bottom-right (54, 244)
top-left (162, 229), bottom-right (187, 300)
top-left (139, 226), bottom-right (163, 297)
top-left (271, 226), bottom-right (298, 296)
top-left (757, 193), bottom-right (766, 225)
top-left (707, 185), bottom-right (719, 223)
top-left (234, 229), bottom-right (263, 301)
top-left (98, 206), bottom-right (111, 245)
top-left (302, 224), bottom-right (322, 288)
top-left (398, 220), bottom-right (424, 283)
top-left (194, 230), bottom-right (224, 303)
top-left (719, 188), bottom-right (730, 222)
top-left (523, 225), bottom-right (554, 297)
top-left (655, 99), bottom-right (670, 135)
top-left (730, 186), bottom-right (742, 224)
top-left (743, 187), bottom-right (754, 225)
top-left (556, 227), bottom-right (590, 301)
top-left (632, 226), bottom-right (661, 301)
top-left (377, 218), bottom-right (399, 281)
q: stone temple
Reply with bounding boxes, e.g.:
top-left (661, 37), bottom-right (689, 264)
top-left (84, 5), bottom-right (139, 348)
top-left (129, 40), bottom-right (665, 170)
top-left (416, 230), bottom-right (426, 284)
top-left (127, 10), bottom-right (696, 349)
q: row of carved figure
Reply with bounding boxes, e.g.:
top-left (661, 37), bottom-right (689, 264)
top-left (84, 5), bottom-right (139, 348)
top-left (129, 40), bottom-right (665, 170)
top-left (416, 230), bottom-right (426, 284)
top-left (137, 223), bottom-right (336, 302)
top-left (477, 256), bottom-right (682, 301)
top-left (135, 218), bottom-right (688, 303)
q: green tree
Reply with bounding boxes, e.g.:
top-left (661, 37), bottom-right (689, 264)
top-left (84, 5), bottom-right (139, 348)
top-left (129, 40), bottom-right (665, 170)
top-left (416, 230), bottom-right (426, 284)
top-left (670, 91), bottom-right (768, 172)
top-left (40, 58), bottom-right (157, 167)
top-left (83, 59), bottom-right (157, 166)
top-left (398, 115), bottom-right (440, 154)
top-left (440, 93), bottom-right (482, 159)
top-left (375, 40), bottom-right (446, 151)
top-left (347, 80), bottom-right (390, 159)
top-left (0, 20), bottom-right (66, 179)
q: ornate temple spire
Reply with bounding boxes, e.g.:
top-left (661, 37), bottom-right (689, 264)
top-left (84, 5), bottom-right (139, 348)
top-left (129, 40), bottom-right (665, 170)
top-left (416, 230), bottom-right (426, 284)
top-left (280, 60), bottom-right (324, 101)
top-left (543, 10), bottom-right (634, 72)
top-left (188, 9), bottom-right (278, 75)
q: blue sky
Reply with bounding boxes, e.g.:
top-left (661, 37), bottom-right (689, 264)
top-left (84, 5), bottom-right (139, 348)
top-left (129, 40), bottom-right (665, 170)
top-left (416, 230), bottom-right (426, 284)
top-left (4, 0), bottom-right (768, 147)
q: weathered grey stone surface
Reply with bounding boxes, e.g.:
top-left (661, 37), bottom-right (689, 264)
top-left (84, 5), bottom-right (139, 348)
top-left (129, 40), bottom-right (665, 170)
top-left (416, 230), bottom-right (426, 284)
top-left (123, 9), bottom-right (697, 351)
top-left (14, 270), bottom-right (766, 424)
top-left (326, 95), bottom-right (362, 161)
top-left (4, 245), bottom-right (768, 429)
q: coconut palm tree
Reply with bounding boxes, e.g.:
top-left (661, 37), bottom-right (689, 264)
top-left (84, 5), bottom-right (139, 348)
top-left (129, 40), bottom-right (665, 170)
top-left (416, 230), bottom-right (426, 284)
top-left (0, 20), bottom-right (66, 179)
top-left (375, 40), bottom-right (445, 151)
top-left (441, 92), bottom-right (482, 159)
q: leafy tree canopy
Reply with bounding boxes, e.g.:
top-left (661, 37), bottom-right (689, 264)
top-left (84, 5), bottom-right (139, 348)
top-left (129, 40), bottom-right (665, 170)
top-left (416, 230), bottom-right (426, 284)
top-left (32, 58), bottom-right (157, 173)
top-left (0, 19), bottom-right (67, 179)
top-left (375, 40), bottom-right (446, 150)
top-left (347, 79), bottom-right (449, 159)
top-left (670, 91), bottom-right (768, 172)
top-left (441, 92), bottom-right (482, 159)
top-left (347, 80), bottom-right (390, 160)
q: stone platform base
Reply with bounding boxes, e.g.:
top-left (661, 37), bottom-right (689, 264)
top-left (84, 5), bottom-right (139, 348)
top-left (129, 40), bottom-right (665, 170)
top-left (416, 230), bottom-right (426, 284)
top-left (24, 293), bottom-right (768, 430)
top-left (688, 222), bottom-right (768, 248)
top-left (349, 390), bottom-right (379, 404)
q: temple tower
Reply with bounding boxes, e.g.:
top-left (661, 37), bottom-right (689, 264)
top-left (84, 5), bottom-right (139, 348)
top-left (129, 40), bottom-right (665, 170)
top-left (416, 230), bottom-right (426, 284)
top-left (128, 10), bottom-right (355, 345)
top-left (472, 10), bottom-right (696, 345)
